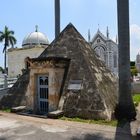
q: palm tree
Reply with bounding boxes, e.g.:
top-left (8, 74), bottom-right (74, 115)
top-left (0, 26), bottom-right (16, 88)
top-left (0, 26), bottom-right (16, 74)
top-left (115, 0), bottom-right (136, 121)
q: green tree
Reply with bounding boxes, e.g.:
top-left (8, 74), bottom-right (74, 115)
top-left (131, 68), bottom-right (138, 77)
top-left (130, 61), bottom-right (135, 67)
top-left (0, 66), bottom-right (4, 73)
top-left (0, 26), bottom-right (16, 74)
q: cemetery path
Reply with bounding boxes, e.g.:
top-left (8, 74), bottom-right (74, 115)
top-left (0, 111), bottom-right (139, 140)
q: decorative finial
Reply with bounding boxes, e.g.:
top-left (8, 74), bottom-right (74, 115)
top-left (97, 24), bottom-right (100, 32)
top-left (88, 29), bottom-right (91, 43)
top-left (35, 25), bottom-right (38, 32)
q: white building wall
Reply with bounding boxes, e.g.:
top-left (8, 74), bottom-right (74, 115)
top-left (136, 54), bottom-right (140, 73)
top-left (8, 46), bottom-right (46, 77)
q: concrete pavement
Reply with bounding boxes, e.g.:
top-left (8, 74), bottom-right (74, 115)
top-left (0, 111), bottom-right (139, 140)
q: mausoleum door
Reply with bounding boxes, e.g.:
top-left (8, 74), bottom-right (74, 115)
top-left (37, 75), bottom-right (49, 114)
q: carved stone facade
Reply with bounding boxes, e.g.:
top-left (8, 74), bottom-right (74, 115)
top-left (25, 57), bottom-right (69, 113)
top-left (91, 30), bottom-right (118, 75)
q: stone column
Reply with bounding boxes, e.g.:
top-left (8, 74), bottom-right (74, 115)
top-left (115, 0), bottom-right (136, 121)
top-left (55, 0), bottom-right (60, 38)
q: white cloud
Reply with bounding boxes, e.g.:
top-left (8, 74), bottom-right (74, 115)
top-left (130, 24), bottom-right (140, 60)
top-left (130, 24), bottom-right (140, 40)
top-left (112, 24), bottom-right (140, 61)
top-left (112, 36), bottom-right (117, 43)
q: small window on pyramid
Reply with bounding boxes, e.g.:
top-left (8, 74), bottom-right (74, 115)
top-left (68, 80), bottom-right (83, 90)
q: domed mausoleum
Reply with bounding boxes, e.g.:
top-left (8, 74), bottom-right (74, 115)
top-left (22, 29), bottom-right (49, 47)
top-left (8, 27), bottom-right (49, 77)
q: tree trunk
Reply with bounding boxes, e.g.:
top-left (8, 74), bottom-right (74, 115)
top-left (55, 0), bottom-right (60, 38)
top-left (4, 43), bottom-right (8, 88)
top-left (115, 0), bottom-right (136, 121)
top-left (4, 44), bottom-right (6, 74)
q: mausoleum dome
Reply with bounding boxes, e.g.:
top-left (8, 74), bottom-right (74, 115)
top-left (22, 27), bottom-right (49, 47)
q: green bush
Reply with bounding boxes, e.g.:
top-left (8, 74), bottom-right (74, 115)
top-left (1, 108), bottom-right (11, 112)
top-left (131, 67), bottom-right (138, 76)
top-left (130, 61), bottom-right (135, 67)
top-left (133, 94), bottom-right (140, 107)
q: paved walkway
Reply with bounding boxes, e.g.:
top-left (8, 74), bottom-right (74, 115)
top-left (0, 111), bottom-right (140, 140)
top-left (131, 103), bottom-right (140, 136)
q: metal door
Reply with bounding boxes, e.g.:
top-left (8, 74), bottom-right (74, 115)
top-left (37, 75), bottom-right (49, 114)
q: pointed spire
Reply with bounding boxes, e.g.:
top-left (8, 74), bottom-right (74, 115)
top-left (106, 26), bottom-right (109, 39)
top-left (35, 25), bottom-right (38, 32)
top-left (88, 29), bottom-right (91, 43)
top-left (97, 24), bottom-right (100, 32)
top-left (116, 35), bottom-right (118, 44)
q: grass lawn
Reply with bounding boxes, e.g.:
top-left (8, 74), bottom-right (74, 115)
top-left (59, 116), bottom-right (117, 126)
top-left (1, 108), bottom-right (11, 113)
top-left (59, 94), bottom-right (140, 127)
top-left (1, 93), bottom-right (139, 127)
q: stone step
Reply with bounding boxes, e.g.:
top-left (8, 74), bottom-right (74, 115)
top-left (11, 106), bottom-right (26, 113)
top-left (48, 110), bottom-right (63, 118)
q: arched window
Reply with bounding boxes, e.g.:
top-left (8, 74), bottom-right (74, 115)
top-left (97, 39), bottom-right (100, 43)
top-left (113, 54), bottom-right (117, 68)
top-left (94, 46), bottom-right (106, 63)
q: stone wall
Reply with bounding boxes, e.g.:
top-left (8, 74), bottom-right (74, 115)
top-left (25, 57), bottom-right (69, 114)
top-left (0, 58), bottom-right (69, 114)
top-left (41, 24), bottom-right (118, 120)
top-left (0, 88), bottom-right (9, 100)
top-left (0, 71), bottom-right (29, 109)
top-left (26, 66), bottom-right (65, 112)
top-left (131, 82), bottom-right (140, 94)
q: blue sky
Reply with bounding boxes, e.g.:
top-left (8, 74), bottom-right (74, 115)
top-left (0, 0), bottom-right (140, 68)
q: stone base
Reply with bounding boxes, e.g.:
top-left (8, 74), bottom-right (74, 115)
top-left (48, 110), bottom-right (63, 119)
top-left (115, 103), bottom-right (136, 121)
top-left (11, 106), bottom-right (26, 113)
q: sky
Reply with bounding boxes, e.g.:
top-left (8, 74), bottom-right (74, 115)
top-left (0, 0), bottom-right (140, 68)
